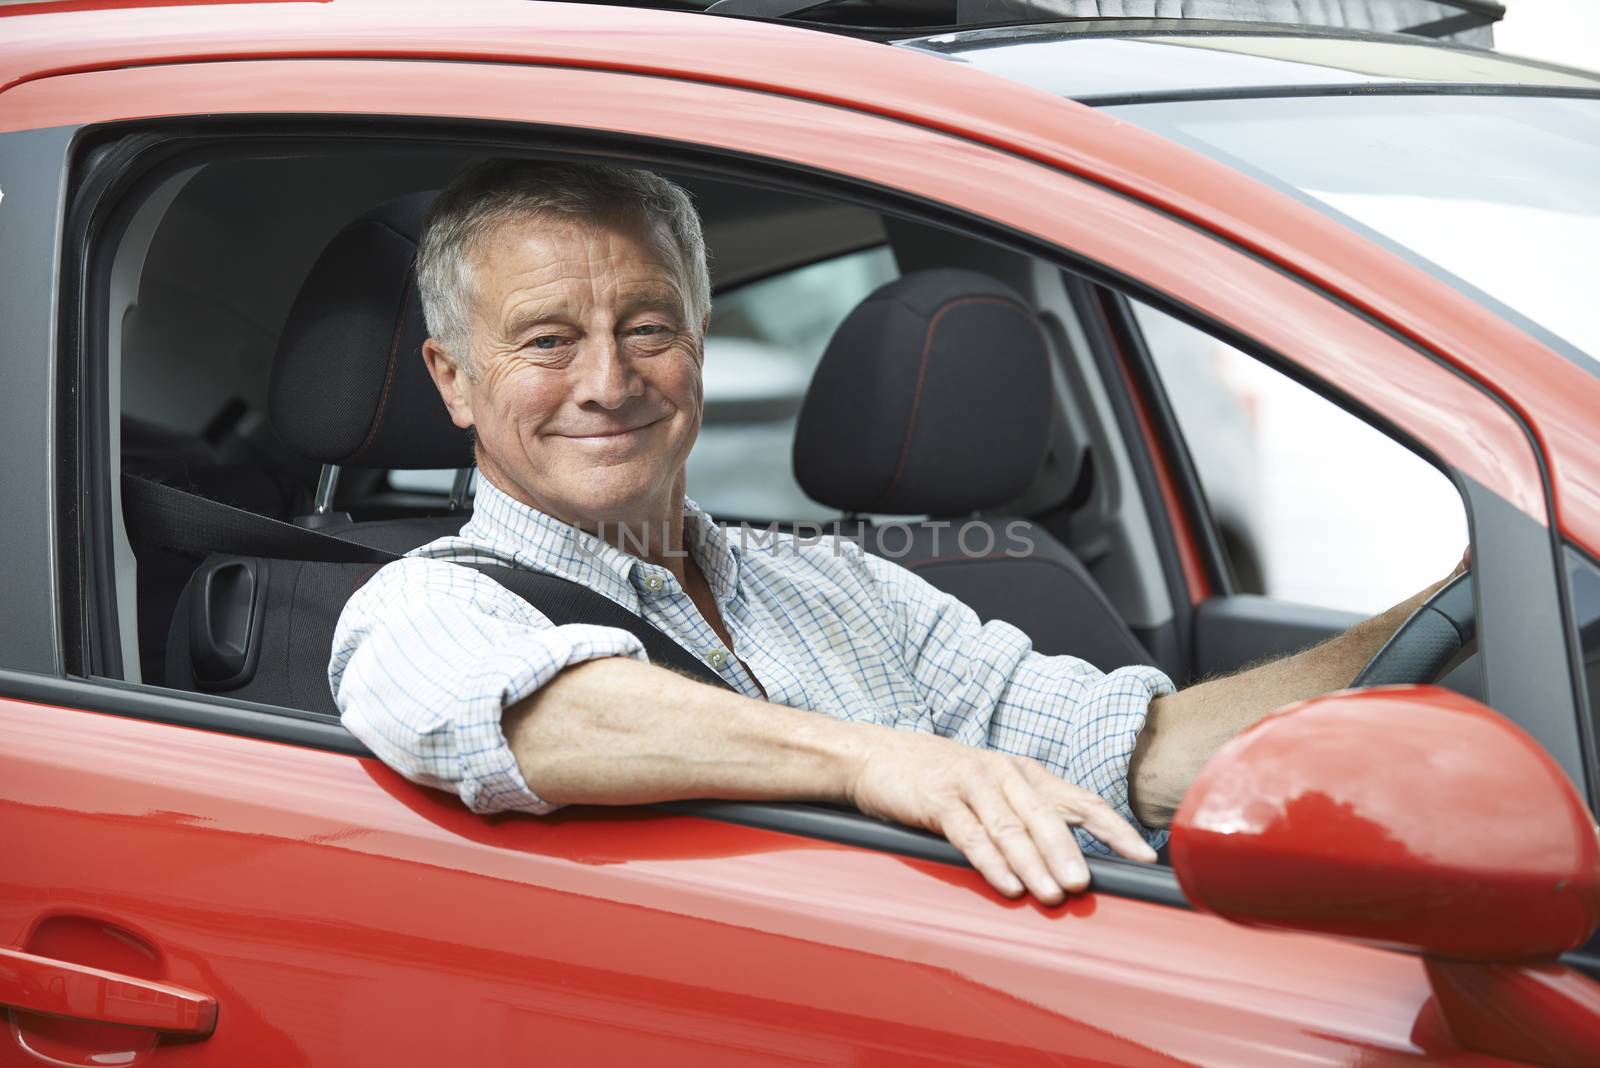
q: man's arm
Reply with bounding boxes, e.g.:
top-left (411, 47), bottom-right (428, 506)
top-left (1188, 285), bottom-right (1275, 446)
top-left (505, 656), bottom-right (1158, 904)
top-left (1127, 558), bottom-right (1467, 827)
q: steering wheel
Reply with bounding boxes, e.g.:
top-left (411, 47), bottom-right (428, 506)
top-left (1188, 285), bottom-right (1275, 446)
top-left (1351, 571), bottom-right (1476, 687)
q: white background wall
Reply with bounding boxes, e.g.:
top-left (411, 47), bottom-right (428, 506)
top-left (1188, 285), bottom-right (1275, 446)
top-left (1497, 0), bottom-right (1600, 69)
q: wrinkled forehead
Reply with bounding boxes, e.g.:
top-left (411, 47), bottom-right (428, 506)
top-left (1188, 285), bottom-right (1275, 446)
top-left (464, 208), bottom-right (686, 314)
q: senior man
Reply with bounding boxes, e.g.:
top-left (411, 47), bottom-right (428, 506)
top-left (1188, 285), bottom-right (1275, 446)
top-left (332, 160), bottom-right (1462, 904)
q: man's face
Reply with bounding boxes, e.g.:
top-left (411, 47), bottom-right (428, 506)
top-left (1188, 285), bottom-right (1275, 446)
top-left (425, 215), bottom-right (704, 529)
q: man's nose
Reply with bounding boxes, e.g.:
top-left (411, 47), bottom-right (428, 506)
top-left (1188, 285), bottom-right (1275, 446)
top-left (574, 336), bottom-right (645, 410)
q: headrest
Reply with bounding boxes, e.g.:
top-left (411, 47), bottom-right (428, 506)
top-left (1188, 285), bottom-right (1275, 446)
top-left (269, 192), bottom-right (473, 470)
top-left (793, 269), bottom-right (1053, 515)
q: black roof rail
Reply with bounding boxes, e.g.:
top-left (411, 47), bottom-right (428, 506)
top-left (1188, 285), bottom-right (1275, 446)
top-left (703, 0), bottom-right (1505, 41)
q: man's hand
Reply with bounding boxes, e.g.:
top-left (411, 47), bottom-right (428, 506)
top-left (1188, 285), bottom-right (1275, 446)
top-left (847, 728), bottom-right (1158, 904)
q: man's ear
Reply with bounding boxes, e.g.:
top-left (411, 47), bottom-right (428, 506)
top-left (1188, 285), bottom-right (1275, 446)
top-left (422, 338), bottom-right (475, 430)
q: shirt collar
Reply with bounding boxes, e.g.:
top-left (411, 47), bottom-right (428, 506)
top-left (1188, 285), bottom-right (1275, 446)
top-left (686, 497), bottom-right (742, 603)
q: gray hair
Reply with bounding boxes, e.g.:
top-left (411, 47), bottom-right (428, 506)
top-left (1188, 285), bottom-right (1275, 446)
top-left (416, 160), bottom-right (712, 372)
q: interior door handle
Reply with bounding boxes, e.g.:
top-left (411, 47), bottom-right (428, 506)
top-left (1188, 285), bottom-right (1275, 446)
top-left (0, 946), bottom-right (217, 1036)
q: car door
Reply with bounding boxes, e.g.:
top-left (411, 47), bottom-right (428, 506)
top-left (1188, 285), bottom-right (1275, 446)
top-left (0, 19), bottom-right (1588, 1065)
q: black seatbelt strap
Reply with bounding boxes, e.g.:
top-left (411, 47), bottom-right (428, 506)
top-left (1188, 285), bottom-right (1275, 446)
top-left (122, 472), bottom-right (390, 563)
top-left (122, 474), bottom-right (731, 688)
top-left (470, 564), bottom-right (733, 687)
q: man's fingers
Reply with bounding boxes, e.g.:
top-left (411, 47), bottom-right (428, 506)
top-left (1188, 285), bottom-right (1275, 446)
top-left (1000, 773), bottom-right (1089, 893)
top-left (967, 784), bottom-right (1065, 904)
top-left (1017, 763), bottom-right (1157, 863)
top-left (1056, 786), bottom-right (1158, 863)
top-left (939, 804), bottom-right (1024, 898)
top-left (926, 755), bottom-right (1158, 902)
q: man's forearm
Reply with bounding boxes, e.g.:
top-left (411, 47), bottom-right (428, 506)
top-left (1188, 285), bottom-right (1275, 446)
top-left (1128, 571), bottom-right (1457, 828)
top-left (503, 657), bottom-right (871, 806)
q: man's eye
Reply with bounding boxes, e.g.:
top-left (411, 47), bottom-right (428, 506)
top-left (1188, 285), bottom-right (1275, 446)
top-left (531, 335), bottom-right (563, 350)
top-left (630, 324), bottom-right (667, 337)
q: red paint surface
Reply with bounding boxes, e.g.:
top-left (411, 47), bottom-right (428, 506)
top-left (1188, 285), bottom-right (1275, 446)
top-left (1, 0), bottom-right (1593, 552)
top-left (0, 697), bottom-right (1523, 1064)
top-left (0, 0), bottom-right (306, 18)
top-left (1426, 959), bottom-right (1600, 1066)
top-left (1172, 686), bottom-right (1600, 959)
top-left (1107, 323), bottom-right (1213, 606)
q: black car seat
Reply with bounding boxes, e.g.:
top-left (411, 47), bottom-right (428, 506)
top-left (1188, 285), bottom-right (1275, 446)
top-left (793, 269), bottom-right (1153, 670)
top-left (266, 189), bottom-right (471, 549)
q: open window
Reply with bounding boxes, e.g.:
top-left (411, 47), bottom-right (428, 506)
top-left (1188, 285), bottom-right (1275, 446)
top-left (93, 135), bottom-right (1196, 708)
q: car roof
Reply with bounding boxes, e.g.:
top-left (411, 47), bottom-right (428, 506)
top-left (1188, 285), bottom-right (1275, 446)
top-left (895, 20), bottom-right (1600, 103)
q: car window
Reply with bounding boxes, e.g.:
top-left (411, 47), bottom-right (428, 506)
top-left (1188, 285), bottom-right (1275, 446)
top-left (1132, 300), bottom-right (1468, 614)
top-left (392, 246), bottom-right (898, 514)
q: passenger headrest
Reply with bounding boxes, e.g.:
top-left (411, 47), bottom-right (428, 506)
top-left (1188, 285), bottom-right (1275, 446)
top-left (793, 269), bottom-right (1053, 515)
top-left (269, 191), bottom-right (473, 470)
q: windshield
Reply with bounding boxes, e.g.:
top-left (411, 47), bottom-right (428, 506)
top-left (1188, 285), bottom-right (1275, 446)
top-left (1105, 93), bottom-right (1600, 367)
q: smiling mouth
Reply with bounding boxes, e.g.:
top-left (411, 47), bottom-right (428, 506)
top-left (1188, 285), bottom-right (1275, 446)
top-left (559, 417), bottom-right (663, 442)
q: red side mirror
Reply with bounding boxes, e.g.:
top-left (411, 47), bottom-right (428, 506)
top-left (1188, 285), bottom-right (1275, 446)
top-left (1171, 685), bottom-right (1600, 959)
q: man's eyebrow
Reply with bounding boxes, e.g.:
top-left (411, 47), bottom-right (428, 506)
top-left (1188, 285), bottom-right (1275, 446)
top-left (498, 283), bottom-right (686, 340)
top-left (617, 288), bottom-right (685, 319)
top-left (500, 305), bottom-right (568, 341)
top-left (499, 292), bottom-right (588, 337)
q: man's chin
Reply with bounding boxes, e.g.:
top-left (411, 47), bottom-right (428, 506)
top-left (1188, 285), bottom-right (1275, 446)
top-left (532, 470), bottom-right (682, 527)
top-left (477, 460), bottom-right (648, 519)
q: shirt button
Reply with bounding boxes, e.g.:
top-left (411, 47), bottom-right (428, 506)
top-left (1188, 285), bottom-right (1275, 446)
top-left (644, 575), bottom-right (664, 592)
top-left (705, 648), bottom-right (727, 669)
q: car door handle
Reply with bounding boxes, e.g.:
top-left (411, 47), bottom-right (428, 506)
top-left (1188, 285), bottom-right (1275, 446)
top-left (0, 946), bottom-right (217, 1036)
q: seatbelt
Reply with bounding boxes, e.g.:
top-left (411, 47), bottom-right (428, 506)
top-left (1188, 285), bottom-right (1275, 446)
top-left (122, 474), bottom-right (732, 689)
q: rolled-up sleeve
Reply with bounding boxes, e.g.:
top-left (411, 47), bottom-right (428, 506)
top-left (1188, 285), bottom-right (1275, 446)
top-left (329, 558), bottom-right (647, 814)
top-left (993, 655), bottom-right (1174, 854)
top-left (856, 550), bottom-right (1174, 854)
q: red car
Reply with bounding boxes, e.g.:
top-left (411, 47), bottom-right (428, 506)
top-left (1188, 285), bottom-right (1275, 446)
top-left (5, 1), bottom-right (1600, 1064)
